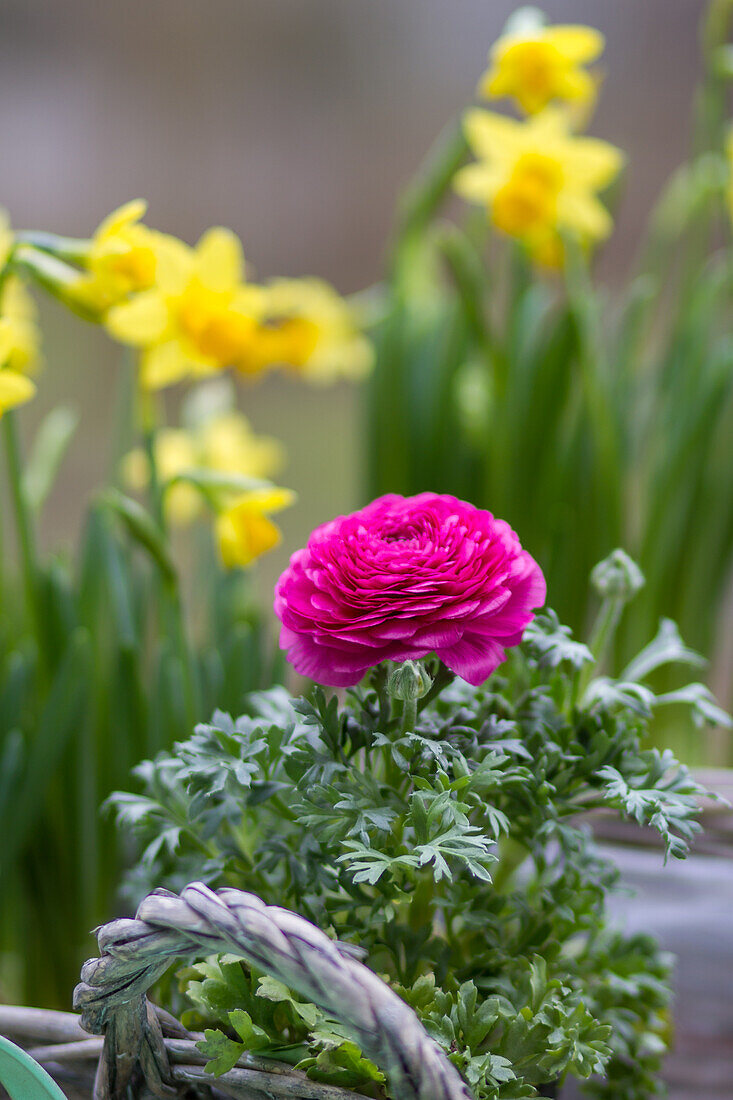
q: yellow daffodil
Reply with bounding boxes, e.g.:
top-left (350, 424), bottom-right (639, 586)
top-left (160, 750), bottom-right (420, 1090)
top-left (479, 23), bottom-right (604, 116)
top-left (240, 278), bottom-right (373, 383)
top-left (122, 403), bottom-right (284, 525)
top-left (106, 227), bottom-right (263, 390)
top-left (455, 107), bottom-right (623, 257)
top-left (72, 200), bottom-right (174, 312)
top-left (0, 277), bottom-right (42, 376)
top-left (215, 486), bottom-right (295, 569)
top-left (0, 275), bottom-right (41, 417)
top-left (196, 411), bottom-right (284, 480)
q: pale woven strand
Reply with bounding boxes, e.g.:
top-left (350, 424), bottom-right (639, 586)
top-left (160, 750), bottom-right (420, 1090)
top-left (74, 882), bottom-right (473, 1100)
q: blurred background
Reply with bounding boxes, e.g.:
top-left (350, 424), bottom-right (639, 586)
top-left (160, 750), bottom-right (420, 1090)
top-left (0, 0), bottom-right (706, 592)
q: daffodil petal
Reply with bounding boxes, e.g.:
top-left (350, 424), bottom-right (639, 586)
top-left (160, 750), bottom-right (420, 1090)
top-left (0, 321), bottom-right (14, 364)
top-left (544, 26), bottom-right (604, 63)
top-left (453, 163), bottom-right (504, 206)
top-left (217, 508), bottom-right (280, 567)
top-left (139, 340), bottom-right (189, 390)
top-left (463, 109), bottom-right (525, 161)
top-left (557, 192), bottom-right (612, 239)
top-left (562, 136), bottom-right (624, 188)
top-left (216, 505), bottom-right (283, 568)
top-left (477, 67), bottom-right (511, 100)
top-left (155, 429), bottom-right (198, 478)
top-left (154, 234), bottom-right (195, 295)
top-left (107, 291), bottom-right (168, 346)
top-left (557, 68), bottom-right (596, 105)
top-left (195, 227), bottom-right (244, 291)
top-left (0, 370), bottom-right (36, 414)
top-left (166, 483), bottom-right (202, 525)
top-left (95, 199), bottom-right (148, 241)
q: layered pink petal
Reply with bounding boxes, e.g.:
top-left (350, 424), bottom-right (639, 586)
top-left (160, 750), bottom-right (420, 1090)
top-left (274, 493), bottom-right (545, 688)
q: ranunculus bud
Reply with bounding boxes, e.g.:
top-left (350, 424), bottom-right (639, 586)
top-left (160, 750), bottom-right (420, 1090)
top-left (591, 549), bottom-right (645, 602)
top-left (388, 661), bottom-right (433, 702)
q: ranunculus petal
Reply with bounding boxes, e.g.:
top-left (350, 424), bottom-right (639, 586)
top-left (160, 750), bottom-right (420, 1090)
top-left (436, 635), bottom-right (507, 687)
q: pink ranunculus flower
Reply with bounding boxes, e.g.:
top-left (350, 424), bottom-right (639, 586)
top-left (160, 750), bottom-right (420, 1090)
top-left (274, 492), bottom-right (546, 688)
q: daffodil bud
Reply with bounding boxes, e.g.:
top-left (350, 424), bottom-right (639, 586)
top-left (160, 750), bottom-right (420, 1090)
top-left (388, 661), bottom-right (433, 702)
top-left (502, 6), bottom-right (547, 38)
top-left (591, 549), bottom-right (645, 603)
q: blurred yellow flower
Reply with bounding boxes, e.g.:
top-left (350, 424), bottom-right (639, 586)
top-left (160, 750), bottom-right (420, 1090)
top-left (121, 406), bottom-right (284, 525)
top-left (240, 278), bottom-right (373, 383)
top-left (215, 486), bottom-right (295, 569)
top-left (455, 107), bottom-right (623, 254)
top-left (479, 23), bottom-right (604, 116)
top-left (0, 277), bottom-right (42, 376)
top-left (72, 200), bottom-right (173, 312)
top-left (122, 428), bottom-right (201, 524)
top-left (196, 411), bottom-right (284, 480)
top-left (106, 227), bottom-right (263, 390)
top-left (0, 273), bottom-right (41, 416)
top-left (0, 369), bottom-right (35, 417)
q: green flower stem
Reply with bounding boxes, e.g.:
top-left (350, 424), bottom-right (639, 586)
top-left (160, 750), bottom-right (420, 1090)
top-left (491, 835), bottom-right (530, 894)
top-left (10, 244), bottom-right (97, 323)
top-left (588, 594), bottom-right (625, 666)
top-left (2, 412), bottom-right (48, 677)
top-left (142, 407), bottom-right (165, 533)
top-left (401, 697), bottom-right (418, 736)
top-left (574, 594), bottom-right (624, 704)
top-left (109, 352), bottom-right (138, 483)
top-left (13, 230), bottom-right (91, 264)
top-left (140, 394), bottom-right (199, 732)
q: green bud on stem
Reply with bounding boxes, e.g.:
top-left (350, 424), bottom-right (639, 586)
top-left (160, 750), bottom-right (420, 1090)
top-left (388, 660), bottom-right (433, 703)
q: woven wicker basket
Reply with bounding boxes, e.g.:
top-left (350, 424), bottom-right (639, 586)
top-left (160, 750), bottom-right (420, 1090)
top-left (1, 881), bottom-right (472, 1100)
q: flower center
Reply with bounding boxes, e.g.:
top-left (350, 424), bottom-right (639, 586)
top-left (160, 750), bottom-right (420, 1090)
top-left (177, 282), bottom-right (256, 365)
top-left (107, 246), bottom-right (157, 291)
top-left (378, 518), bottom-right (428, 546)
top-left (492, 152), bottom-right (563, 237)
top-left (504, 40), bottom-right (563, 103)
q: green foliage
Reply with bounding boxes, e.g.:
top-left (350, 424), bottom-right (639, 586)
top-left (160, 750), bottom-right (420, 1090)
top-left (0, 407), bottom-right (280, 1007)
top-left (182, 955), bottom-right (384, 1090)
top-left (112, 576), bottom-right (727, 1098)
